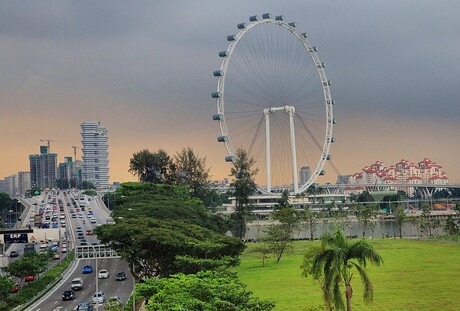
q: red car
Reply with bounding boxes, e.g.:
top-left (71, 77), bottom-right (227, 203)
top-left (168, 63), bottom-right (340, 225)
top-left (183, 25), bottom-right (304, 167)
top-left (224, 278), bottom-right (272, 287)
top-left (10, 284), bottom-right (19, 293)
top-left (25, 275), bottom-right (34, 282)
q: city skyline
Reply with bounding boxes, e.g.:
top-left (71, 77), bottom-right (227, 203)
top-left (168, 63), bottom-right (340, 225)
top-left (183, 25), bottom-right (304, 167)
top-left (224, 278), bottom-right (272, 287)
top-left (1, 1), bottom-right (459, 184)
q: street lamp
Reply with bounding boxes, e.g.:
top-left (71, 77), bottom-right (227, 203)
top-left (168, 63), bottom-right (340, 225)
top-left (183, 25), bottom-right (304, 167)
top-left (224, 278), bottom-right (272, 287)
top-left (132, 261), bottom-right (135, 311)
top-left (8, 210), bottom-right (13, 229)
top-left (90, 245), bottom-right (99, 310)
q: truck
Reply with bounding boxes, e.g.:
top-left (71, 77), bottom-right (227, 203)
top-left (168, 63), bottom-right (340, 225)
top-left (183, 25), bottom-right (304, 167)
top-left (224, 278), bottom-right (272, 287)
top-left (24, 243), bottom-right (35, 253)
top-left (34, 214), bottom-right (42, 227)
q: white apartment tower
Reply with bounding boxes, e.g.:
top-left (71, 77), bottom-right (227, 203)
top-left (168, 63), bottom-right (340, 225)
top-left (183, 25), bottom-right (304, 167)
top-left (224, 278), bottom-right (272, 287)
top-left (81, 121), bottom-right (110, 190)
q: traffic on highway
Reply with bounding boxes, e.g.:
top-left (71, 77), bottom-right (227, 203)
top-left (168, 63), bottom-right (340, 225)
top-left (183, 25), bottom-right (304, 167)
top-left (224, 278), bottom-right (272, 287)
top-left (3, 190), bottom-right (131, 311)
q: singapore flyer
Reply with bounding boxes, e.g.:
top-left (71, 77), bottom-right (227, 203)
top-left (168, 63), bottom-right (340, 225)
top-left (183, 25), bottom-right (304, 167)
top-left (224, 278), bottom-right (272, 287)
top-left (213, 13), bottom-right (335, 194)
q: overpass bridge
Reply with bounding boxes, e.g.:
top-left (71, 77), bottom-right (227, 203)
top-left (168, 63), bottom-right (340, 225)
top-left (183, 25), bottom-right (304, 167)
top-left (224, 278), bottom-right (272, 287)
top-left (320, 183), bottom-right (460, 199)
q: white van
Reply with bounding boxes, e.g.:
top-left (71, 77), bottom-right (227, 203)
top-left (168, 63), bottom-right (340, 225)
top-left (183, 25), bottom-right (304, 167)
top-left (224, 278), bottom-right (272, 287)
top-left (71, 277), bottom-right (84, 290)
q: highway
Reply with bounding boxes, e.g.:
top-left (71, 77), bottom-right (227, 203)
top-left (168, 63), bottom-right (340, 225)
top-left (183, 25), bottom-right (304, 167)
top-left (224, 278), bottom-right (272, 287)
top-left (20, 190), bottom-right (132, 311)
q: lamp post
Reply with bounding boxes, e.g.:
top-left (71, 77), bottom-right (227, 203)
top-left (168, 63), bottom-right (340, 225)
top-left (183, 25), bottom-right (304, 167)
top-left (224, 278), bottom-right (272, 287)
top-left (90, 245), bottom-right (99, 310)
top-left (133, 261), bottom-right (135, 311)
top-left (8, 210), bottom-right (13, 229)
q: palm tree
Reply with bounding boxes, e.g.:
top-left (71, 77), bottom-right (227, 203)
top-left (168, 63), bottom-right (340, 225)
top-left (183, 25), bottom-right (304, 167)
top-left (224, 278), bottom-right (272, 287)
top-left (311, 228), bottom-right (383, 311)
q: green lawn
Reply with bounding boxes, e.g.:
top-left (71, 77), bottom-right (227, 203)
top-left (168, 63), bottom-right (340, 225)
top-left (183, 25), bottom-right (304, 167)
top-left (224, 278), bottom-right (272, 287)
top-left (235, 239), bottom-right (460, 311)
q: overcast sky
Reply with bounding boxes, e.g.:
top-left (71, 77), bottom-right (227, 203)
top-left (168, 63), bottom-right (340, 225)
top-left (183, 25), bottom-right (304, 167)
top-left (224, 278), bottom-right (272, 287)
top-left (1, 1), bottom-right (459, 184)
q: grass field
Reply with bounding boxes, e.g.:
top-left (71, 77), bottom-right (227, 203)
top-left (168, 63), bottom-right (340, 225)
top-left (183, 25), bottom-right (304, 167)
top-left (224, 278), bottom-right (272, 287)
top-left (235, 238), bottom-right (460, 311)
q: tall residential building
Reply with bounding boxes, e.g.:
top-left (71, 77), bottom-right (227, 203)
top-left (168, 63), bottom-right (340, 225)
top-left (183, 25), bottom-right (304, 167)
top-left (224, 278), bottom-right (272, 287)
top-left (18, 171), bottom-right (30, 196)
top-left (299, 166), bottom-right (311, 186)
top-left (29, 146), bottom-right (57, 188)
top-left (81, 121), bottom-right (110, 190)
top-left (58, 157), bottom-right (73, 182)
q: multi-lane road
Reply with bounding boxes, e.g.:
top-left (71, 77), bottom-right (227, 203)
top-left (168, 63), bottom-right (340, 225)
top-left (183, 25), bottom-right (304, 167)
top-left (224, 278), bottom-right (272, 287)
top-left (8, 191), bottom-right (132, 311)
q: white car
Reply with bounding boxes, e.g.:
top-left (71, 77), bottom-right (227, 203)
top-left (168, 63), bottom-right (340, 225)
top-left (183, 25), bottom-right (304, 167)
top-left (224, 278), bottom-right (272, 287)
top-left (90, 218), bottom-right (97, 224)
top-left (92, 291), bottom-right (105, 303)
top-left (98, 269), bottom-right (109, 279)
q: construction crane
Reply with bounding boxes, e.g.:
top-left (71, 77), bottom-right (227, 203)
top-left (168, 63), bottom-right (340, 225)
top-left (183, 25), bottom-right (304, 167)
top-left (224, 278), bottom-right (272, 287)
top-left (40, 139), bottom-right (53, 152)
top-left (72, 146), bottom-right (81, 162)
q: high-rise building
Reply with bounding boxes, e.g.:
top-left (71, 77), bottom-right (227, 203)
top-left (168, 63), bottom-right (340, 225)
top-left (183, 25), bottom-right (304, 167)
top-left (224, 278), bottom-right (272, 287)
top-left (58, 157), bottom-right (73, 182)
top-left (29, 146), bottom-right (57, 188)
top-left (18, 171), bottom-right (30, 196)
top-left (81, 121), bottom-right (110, 190)
top-left (299, 166), bottom-right (311, 186)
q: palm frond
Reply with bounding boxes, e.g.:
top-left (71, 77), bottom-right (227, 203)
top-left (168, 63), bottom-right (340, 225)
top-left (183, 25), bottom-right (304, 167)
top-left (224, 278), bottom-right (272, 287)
top-left (350, 261), bottom-right (374, 302)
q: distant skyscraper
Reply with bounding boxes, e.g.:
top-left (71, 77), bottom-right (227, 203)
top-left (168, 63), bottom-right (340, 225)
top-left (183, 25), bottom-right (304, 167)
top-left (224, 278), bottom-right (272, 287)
top-left (337, 175), bottom-right (350, 184)
top-left (300, 166), bottom-right (311, 185)
top-left (29, 146), bottom-right (57, 188)
top-left (58, 157), bottom-right (73, 182)
top-left (81, 121), bottom-right (110, 190)
top-left (18, 171), bottom-right (30, 195)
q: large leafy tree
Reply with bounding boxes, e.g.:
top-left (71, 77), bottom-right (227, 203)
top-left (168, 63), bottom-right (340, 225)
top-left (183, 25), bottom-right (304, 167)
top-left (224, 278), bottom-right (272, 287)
top-left (308, 228), bottom-right (383, 311)
top-left (129, 149), bottom-right (174, 184)
top-left (230, 148), bottom-right (258, 239)
top-left (173, 147), bottom-right (211, 201)
top-left (4, 252), bottom-right (50, 285)
top-left (0, 275), bottom-right (14, 302)
top-left (0, 192), bottom-right (12, 213)
top-left (137, 270), bottom-right (274, 311)
top-left (94, 218), bottom-right (244, 279)
top-left (111, 182), bottom-right (229, 233)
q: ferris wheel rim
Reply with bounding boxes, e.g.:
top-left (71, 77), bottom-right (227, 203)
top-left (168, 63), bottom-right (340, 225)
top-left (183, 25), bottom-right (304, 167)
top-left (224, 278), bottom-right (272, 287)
top-left (213, 14), bottom-right (334, 194)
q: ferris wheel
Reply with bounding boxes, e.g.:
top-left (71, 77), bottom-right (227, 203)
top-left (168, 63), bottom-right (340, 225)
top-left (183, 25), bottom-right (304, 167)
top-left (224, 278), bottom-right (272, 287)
top-left (212, 13), bottom-right (335, 195)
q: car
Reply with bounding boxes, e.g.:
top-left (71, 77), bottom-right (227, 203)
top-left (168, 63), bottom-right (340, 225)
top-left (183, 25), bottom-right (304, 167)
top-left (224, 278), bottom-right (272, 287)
top-left (87, 214), bottom-right (92, 218)
top-left (76, 227), bottom-right (83, 233)
top-left (62, 290), bottom-right (75, 301)
top-left (78, 214), bottom-right (84, 218)
top-left (80, 239), bottom-right (88, 245)
top-left (71, 277), bottom-right (84, 290)
top-left (98, 269), bottom-right (109, 279)
top-left (90, 217), bottom-right (97, 224)
top-left (86, 229), bottom-right (93, 235)
top-left (77, 232), bottom-right (84, 239)
top-left (71, 214), bottom-right (77, 218)
top-left (82, 265), bottom-right (93, 274)
top-left (106, 296), bottom-right (122, 307)
top-left (92, 291), bottom-right (105, 304)
top-left (115, 272), bottom-right (127, 281)
top-left (53, 253), bottom-right (60, 260)
top-left (61, 247), bottom-right (67, 253)
top-left (74, 301), bottom-right (93, 311)
top-left (9, 251), bottom-right (19, 257)
top-left (53, 223), bottom-right (59, 228)
top-left (41, 223), bottom-right (50, 228)
top-left (25, 275), bottom-right (34, 282)
top-left (10, 284), bottom-right (19, 293)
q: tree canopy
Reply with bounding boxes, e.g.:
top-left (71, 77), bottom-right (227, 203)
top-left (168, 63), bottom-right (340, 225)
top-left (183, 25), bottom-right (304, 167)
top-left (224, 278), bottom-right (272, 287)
top-left (137, 270), bottom-right (274, 311)
top-left (110, 182), bottom-right (229, 233)
top-left (129, 149), bottom-right (174, 184)
top-left (94, 217), bottom-right (245, 279)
